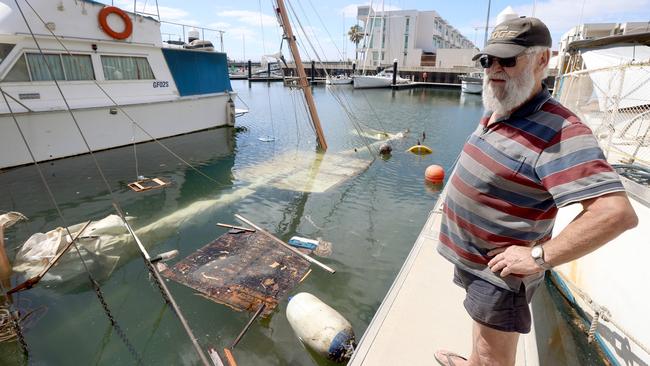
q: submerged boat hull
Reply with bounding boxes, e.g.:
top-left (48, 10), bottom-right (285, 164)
top-left (0, 93), bottom-right (233, 169)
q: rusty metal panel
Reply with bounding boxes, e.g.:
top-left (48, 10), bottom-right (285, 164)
top-left (162, 231), bottom-right (310, 317)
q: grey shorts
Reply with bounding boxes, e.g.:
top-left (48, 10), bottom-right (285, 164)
top-left (453, 266), bottom-right (532, 334)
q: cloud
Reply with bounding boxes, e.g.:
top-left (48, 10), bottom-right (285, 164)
top-left (209, 22), bottom-right (231, 30)
top-left (114, 1), bottom-right (191, 21)
top-left (510, 0), bottom-right (650, 35)
top-left (341, 3), bottom-right (402, 18)
top-left (217, 10), bottom-right (277, 27)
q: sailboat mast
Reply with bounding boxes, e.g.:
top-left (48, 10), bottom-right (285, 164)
top-left (483, 0), bottom-right (492, 47)
top-left (275, 0), bottom-right (328, 150)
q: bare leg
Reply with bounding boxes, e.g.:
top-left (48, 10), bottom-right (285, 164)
top-left (467, 321), bottom-right (519, 366)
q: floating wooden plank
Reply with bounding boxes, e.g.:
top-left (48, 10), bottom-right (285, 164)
top-left (161, 231), bottom-right (310, 317)
top-left (127, 177), bottom-right (171, 192)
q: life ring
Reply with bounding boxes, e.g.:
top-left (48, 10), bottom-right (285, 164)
top-left (98, 6), bottom-right (133, 40)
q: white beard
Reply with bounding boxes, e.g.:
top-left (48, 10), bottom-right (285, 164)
top-left (482, 62), bottom-right (536, 116)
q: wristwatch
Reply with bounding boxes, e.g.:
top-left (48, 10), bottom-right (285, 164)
top-left (531, 244), bottom-right (551, 270)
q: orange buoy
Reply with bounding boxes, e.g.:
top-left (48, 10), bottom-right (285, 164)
top-left (98, 6), bottom-right (133, 40)
top-left (425, 165), bottom-right (445, 183)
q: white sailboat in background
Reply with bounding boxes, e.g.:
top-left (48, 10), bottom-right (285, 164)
top-left (459, 72), bottom-right (483, 94)
top-left (326, 74), bottom-right (353, 85)
top-left (352, 1), bottom-right (410, 89)
top-left (353, 69), bottom-right (409, 89)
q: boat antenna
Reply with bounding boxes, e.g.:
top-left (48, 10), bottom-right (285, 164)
top-left (275, 0), bottom-right (328, 150)
top-left (484, 0), bottom-right (491, 47)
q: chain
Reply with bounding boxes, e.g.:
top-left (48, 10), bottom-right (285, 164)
top-left (9, 308), bottom-right (29, 357)
top-left (91, 278), bottom-right (144, 365)
top-left (144, 260), bottom-right (172, 308)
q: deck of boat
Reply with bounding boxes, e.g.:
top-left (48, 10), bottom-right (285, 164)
top-left (349, 200), bottom-right (538, 366)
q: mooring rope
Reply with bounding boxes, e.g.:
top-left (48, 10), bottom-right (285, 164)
top-left (554, 271), bottom-right (650, 355)
top-left (10, 1), bottom-right (213, 364)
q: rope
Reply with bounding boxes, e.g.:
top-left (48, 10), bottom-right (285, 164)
top-left (284, 0), bottom-right (379, 156)
top-left (20, 0), bottom-right (227, 188)
top-left (2, 68), bottom-right (143, 366)
top-left (13, 2), bottom-right (213, 364)
top-left (554, 271), bottom-right (650, 355)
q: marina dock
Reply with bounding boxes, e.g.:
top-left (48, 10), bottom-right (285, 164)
top-left (349, 199), bottom-right (538, 366)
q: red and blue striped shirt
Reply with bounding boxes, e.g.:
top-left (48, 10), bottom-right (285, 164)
top-left (437, 86), bottom-right (625, 292)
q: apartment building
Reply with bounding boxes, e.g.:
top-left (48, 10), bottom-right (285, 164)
top-left (356, 6), bottom-right (476, 68)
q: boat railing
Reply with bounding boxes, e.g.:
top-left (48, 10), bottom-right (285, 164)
top-left (554, 60), bottom-right (650, 170)
top-left (158, 21), bottom-right (226, 52)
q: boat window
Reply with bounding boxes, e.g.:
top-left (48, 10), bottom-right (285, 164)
top-left (62, 54), bottom-right (94, 80)
top-left (26, 53), bottom-right (65, 81)
top-left (101, 55), bottom-right (154, 80)
top-left (0, 43), bottom-right (15, 65)
top-left (3, 54), bottom-right (29, 82)
top-left (4, 52), bottom-right (95, 82)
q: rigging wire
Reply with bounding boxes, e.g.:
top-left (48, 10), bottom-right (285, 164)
top-left (258, 0), bottom-right (277, 143)
top-left (286, 12), bottom-right (373, 155)
top-left (20, 0), bottom-right (226, 189)
top-left (285, 0), bottom-right (378, 155)
top-left (306, 0), bottom-right (346, 61)
top-left (1, 82), bottom-right (144, 364)
top-left (12, 1), bottom-right (213, 364)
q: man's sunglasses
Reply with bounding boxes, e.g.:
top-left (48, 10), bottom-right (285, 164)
top-left (479, 55), bottom-right (518, 68)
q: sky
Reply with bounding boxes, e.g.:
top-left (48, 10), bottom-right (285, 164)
top-left (118, 0), bottom-right (650, 61)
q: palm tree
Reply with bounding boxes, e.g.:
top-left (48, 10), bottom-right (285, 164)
top-left (348, 24), bottom-right (364, 62)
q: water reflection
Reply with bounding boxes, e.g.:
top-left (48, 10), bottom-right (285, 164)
top-left (0, 81), bottom-right (484, 365)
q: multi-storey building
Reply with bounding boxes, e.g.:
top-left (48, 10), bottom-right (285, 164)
top-left (356, 6), bottom-right (475, 68)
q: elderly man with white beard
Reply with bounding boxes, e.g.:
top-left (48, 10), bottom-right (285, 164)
top-left (434, 17), bottom-right (638, 366)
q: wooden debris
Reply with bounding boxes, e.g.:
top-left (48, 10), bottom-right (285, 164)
top-left (127, 177), bottom-right (171, 192)
top-left (161, 231), bottom-right (310, 317)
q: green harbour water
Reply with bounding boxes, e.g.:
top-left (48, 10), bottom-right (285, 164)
top-left (0, 81), bottom-right (486, 365)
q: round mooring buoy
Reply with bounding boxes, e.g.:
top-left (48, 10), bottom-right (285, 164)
top-left (286, 292), bottom-right (356, 363)
top-left (425, 165), bottom-right (445, 183)
top-left (379, 143), bottom-right (392, 155)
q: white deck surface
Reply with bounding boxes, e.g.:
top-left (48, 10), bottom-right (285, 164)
top-left (349, 203), bottom-right (537, 366)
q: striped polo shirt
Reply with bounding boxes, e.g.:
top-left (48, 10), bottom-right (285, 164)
top-left (437, 86), bottom-right (625, 293)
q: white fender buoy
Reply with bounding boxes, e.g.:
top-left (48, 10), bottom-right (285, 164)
top-left (286, 292), bottom-right (356, 363)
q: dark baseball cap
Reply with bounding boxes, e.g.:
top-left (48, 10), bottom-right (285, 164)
top-left (472, 17), bottom-right (552, 60)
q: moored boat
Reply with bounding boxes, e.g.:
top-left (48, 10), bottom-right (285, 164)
top-left (459, 72), bottom-right (483, 94)
top-left (353, 69), bottom-right (409, 89)
top-left (549, 31), bottom-right (650, 365)
top-left (326, 74), bottom-right (353, 85)
top-left (0, 0), bottom-right (236, 170)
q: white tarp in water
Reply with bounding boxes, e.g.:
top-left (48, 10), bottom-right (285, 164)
top-left (12, 215), bottom-right (126, 282)
top-left (581, 45), bottom-right (650, 111)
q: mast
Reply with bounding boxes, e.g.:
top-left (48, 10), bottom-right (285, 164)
top-left (275, 0), bottom-right (328, 150)
top-left (483, 0), bottom-right (491, 47)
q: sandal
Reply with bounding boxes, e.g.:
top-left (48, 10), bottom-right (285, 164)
top-left (434, 350), bottom-right (467, 366)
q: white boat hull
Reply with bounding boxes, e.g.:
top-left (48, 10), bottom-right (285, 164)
top-left (326, 77), bottom-right (353, 85)
top-left (551, 179), bottom-right (650, 365)
top-left (0, 93), bottom-right (233, 169)
top-left (461, 80), bottom-right (482, 94)
top-left (353, 75), bottom-right (393, 89)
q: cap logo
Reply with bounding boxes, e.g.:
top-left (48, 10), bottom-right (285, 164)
top-left (491, 29), bottom-right (518, 40)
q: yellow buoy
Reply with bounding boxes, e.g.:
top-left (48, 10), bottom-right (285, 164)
top-left (407, 145), bottom-right (433, 155)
